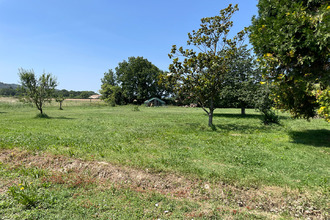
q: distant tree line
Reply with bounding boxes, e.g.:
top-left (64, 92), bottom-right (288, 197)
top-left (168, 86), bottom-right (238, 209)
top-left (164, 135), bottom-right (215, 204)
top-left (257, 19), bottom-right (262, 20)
top-left (0, 83), bottom-right (96, 99)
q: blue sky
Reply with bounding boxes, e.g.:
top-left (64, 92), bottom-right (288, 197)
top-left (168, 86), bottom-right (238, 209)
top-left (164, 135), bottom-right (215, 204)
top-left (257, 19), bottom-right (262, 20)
top-left (0, 0), bottom-right (258, 92)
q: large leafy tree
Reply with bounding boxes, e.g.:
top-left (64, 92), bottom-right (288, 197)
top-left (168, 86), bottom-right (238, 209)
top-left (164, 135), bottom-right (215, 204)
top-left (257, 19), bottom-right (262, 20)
top-left (249, 0), bottom-right (329, 119)
top-left (18, 68), bottom-right (57, 115)
top-left (219, 45), bottom-right (261, 115)
top-left (116, 56), bottom-right (163, 104)
top-left (166, 4), bottom-right (246, 126)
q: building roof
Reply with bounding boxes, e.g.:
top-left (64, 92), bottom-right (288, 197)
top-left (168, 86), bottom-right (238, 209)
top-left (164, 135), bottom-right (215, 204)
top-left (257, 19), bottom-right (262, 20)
top-left (89, 94), bottom-right (101, 99)
top-left (144, 97), bottom-right (165, 104)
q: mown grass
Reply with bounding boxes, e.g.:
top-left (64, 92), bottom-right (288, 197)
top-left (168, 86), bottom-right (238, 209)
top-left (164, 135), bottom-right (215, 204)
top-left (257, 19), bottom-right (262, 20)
top-left (0, 101), bottom-right (329, 189)
top-left (0, 99), bottom-right (329, 218)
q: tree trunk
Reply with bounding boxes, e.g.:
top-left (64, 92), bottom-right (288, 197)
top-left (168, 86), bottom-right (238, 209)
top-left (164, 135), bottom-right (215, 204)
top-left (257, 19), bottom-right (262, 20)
top-left (60, 102), bottom-right (63, 110)
top-left (208, 110), bottom-right (214, 127)
top-left (241, 107), bottom-right (245, 116)
top-left (208, 99), bottom-right (214, 127)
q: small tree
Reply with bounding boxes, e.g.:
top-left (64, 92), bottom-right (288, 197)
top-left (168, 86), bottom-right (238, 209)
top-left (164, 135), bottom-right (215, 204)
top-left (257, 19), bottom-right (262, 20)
top-left (55, 95), bottom-right (65, 110)
top-left (100, 69), bottom-right (124, 106)
top-left (18, 68), bottom-right (57, 115)
top-left (165, 4), bottom-right (246, 127)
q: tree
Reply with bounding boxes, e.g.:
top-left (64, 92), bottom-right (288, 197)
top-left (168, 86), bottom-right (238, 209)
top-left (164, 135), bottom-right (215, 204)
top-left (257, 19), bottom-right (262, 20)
top-left (219, 45), bottom-right (261, 115)
top-left (100, 84), bottom-right (124, 106)
top-left (115, 56), bottom-right (163, 104)
top-left (249, 0), bottom-right (329, 119)
top-left (99, 69), bottom-right (124, 106)
top-left (55, 95), bottom-right (65, 110)
top-left (80, 91), bottom-right (91, 99)
top-left (101, 69), bottom-right (117, 86)
top-left (165, 4), bottom-right (246, 127)
top-left (18, 68), bottom-right (57, 115)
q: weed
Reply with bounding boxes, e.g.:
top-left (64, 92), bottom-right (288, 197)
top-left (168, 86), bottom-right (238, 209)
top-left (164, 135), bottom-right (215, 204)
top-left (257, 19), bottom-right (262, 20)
top-left (8, 181), bottom-right (40, 209)
top-left (261, 109), bottom-right (280, 125)
top-left (132, 106), bottom-right (140, 111)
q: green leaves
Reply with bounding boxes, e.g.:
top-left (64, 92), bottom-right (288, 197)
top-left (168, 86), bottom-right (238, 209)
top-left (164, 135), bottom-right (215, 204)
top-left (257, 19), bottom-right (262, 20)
top-left (101, 57), bottom-right (164, 104)
top-left (165, 4), bottom-right (247, 126)
top-left (249, 0), bottom-right (329, 119)
top-left (18, 68), bottom-right (57, 115)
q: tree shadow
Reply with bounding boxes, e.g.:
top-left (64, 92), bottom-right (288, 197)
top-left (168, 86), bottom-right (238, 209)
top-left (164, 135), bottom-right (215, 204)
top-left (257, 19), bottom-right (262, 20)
top-left (289, 129), bottom-right (330, 148)
top-left (50, 116), bottom-right (76, 120)
top-left (213, 113), bottom-right (291, 120)
top-left (0, 112), bottom-right (6, 114)
top-left (34, 115), bottom-right (75, 120)
top-left (215, 123), bottom-right (266, 133)
top-left (213, 113), bottom-right (262, 119)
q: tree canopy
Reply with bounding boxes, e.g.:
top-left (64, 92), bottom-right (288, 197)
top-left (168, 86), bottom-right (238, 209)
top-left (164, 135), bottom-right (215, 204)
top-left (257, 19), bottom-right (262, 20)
top-left (219, 45), bottom-right (261, 115)
top-left (249, 0), bottom-right (329, 120)
top-left (18, 68), bottom-right (57, 115)
top-left (100, 57), bottom-right (164, 105)
top-left (165, 4), bottom-right (247, 126)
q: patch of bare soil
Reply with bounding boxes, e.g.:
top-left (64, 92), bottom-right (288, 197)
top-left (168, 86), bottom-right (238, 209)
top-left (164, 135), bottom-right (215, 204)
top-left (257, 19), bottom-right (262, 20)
top-left (0, 149), bottom-right (327, 219)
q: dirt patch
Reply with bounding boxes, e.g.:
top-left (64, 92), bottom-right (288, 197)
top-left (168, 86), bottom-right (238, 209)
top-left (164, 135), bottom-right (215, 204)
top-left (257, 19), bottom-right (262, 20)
top-left (0, 148), bottom-right (327, 219)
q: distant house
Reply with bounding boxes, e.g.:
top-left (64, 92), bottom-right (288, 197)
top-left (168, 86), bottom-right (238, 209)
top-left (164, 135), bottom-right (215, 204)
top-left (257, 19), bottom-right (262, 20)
top-left (89, 94), bottom-right (101, 99)
top-left (144, 97), bottom-right (165, 107)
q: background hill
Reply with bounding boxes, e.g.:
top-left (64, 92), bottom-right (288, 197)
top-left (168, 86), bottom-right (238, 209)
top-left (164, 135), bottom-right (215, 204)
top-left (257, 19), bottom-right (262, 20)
top-left (0, 82), bottom-right (19, 89)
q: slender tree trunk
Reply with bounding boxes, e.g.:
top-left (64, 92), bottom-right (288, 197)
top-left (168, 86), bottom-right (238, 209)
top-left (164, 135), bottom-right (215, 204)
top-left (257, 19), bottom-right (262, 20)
top-left (208, 99), bottom-right (214, 127)
top-left (60, 101), bottom-right (63, 110)
top-left (241, 107), bottom-right (245, 116)
top-left (39, 101), bottom-right (43, 115)
top-left (208, 109), bottom-right (214, 127)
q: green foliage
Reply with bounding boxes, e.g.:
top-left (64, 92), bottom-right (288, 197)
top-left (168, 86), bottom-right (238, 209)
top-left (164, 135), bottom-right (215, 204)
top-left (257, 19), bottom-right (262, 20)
top-left (54, 89), bottom-right (96, 99)
top-left (132, 105), bottom-right (140, 111)
top-left (260, 110), bottom-right (280, 125)
top-left (100, 84), bottom-right (124, 106)
top-left (219, 46), bottom-right (261, 112)
top-left (315, 86), bottom-right (330, 122)
top-left (249, 0), bottom-right (329, 119)
top-left (115, 56), bottom-right (164, 104)
top-left (55, 95), bottom-right (65, 110)
top-left (165, 4), bottom-right (247, 126)
top-left (253, 84), bottom-right (280, 124)
top-left (101, 69), bottom-right (117, 86)
top-left (18, 68), bottom-right (57, 115)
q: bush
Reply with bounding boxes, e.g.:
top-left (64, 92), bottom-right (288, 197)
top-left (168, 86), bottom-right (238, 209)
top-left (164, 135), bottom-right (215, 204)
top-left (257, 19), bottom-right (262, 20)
top-left (261, 109), bottom-right (280, 125)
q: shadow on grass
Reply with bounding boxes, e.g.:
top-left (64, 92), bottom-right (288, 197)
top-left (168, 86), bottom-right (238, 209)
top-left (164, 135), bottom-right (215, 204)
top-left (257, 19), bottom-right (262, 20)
top-left (51, 116), bottom-right (76, 120)
top-left (289, 129), bottom-right (330, 148)
top-left (213, 113), bottom-right (261, 119)
top-left (213, 113), bottom-right (291, 120)
top-left (34, 114), bottom-right (75, 120)
top-left (0, 112), bottom-right (6, 114)
top-left (215, 123), bottom-right (264, 133)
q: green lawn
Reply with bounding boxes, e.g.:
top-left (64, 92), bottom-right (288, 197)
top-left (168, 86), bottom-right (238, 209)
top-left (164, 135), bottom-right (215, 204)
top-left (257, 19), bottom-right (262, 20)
top-left (0, 101), bottom-right (329, 219)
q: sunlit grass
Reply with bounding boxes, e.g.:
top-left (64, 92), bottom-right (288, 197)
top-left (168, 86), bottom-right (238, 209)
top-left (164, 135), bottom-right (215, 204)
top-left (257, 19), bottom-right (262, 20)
top-left (0, 102), bottom-right (329, 189)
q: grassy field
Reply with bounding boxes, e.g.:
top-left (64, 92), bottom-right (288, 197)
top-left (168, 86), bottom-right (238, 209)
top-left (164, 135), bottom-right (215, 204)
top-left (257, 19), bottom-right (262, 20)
top-left (0, 98), bottom-right (329, 219)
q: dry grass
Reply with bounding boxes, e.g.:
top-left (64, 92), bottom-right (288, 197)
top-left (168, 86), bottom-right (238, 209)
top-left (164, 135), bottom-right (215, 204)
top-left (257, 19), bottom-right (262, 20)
top-left (0, 148), bottom-right (327, 219)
